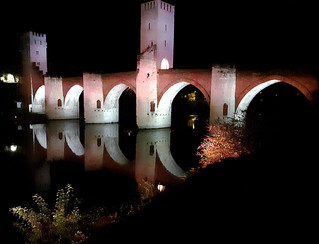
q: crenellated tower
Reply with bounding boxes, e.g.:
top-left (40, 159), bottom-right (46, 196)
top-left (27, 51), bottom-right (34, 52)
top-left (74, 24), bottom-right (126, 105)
top-left (21, 31), bottom-right (47, 112)
top-left (22, 31), bottom-right (48, 75)
top-left (140, 0), bottom-right (175, 69)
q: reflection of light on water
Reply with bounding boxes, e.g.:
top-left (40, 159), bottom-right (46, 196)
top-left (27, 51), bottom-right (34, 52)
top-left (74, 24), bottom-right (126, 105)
top-left (187, 115), bottom-right (197, 129)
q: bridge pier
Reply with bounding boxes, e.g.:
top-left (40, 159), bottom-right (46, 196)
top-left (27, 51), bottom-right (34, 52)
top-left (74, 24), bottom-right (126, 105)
top-left (45, 77), bottom-right (83, 120)
top-left (210, 65), bottom-right (237, 123)
top-left (45, 77), bottom-right (65, 119)
top-left (83, 73), bottom-right (106, 123)
top-left (136, 46), bottom-right (167, 129)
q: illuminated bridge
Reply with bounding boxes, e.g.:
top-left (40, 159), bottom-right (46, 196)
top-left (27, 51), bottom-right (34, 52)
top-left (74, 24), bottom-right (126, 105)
top-left (20, 0), bottom-right (319, 129)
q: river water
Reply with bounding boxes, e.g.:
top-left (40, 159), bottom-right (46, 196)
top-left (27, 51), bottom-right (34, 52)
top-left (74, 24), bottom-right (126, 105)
top-left (5, 119), bottom-right (207, 237)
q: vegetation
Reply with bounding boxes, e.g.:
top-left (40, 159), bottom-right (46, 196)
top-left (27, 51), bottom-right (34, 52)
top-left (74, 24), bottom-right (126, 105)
top-left (197, 120), bottom-right (251, 168)
top-left (10, 184), bottom-right (89, 244)
top-left (9, 183), bottom-right (157, 244)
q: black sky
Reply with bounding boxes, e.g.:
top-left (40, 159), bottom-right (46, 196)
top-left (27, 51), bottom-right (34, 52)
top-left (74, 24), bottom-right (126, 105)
top-left (1, 0), bottom-right (318, 76)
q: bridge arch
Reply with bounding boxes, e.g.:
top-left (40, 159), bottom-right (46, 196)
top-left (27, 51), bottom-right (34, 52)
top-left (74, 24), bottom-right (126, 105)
top-left (157, 80), bottom-right (209, 128)
top-left (65, 85), bottom-right (84, 107)
top-left (104, 83), bottom-right (136, 123)
top-left (158, 80), bottom-right (209, 110)
top-left (104, 83), bottom-right (130, 110)
top-left (236, 78), bottom-right (312, 120)
top-left (159, 78), bottom-right (210, 104)
top-left (64, 85), bottom-right (84, 119)
top-left (32, 85), bottom-right (45, 113)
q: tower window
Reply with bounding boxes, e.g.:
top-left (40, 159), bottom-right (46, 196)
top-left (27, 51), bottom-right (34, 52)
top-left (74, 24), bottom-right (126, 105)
top-left (97, 138), bottom-right (102, 147)
top-left (149, 145), bottom-right (154, 156)
top-left (165, 24), bottom-right (167, 31)
top-left (165, 40), bottom-right (167, 47)
top-left (97, 100), bottom-right (101, 109)
top-left (150, 101), bottom-right (155, 112)
top-left (57, 99), bottom-right (62, 107)
top-left (148, 23), bottom-right (151, 30)
top-left (36, 51), bottom-right (39, 55)
top-left (161, 58), bottom-right (169, 69)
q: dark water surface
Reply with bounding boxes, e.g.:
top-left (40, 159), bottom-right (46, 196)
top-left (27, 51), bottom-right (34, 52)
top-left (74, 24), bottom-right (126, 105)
top-left (4, 118), bottom-right (207, 242)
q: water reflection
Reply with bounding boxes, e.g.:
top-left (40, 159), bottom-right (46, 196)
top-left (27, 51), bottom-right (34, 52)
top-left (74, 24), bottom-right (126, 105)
top-left (29, 120), bottom-right (188, 194)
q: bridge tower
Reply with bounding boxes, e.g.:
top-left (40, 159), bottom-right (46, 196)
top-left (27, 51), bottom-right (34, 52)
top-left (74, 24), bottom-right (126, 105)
top-left (140, 0), bottom-right (175, 69)
top-left (137, 0), bottom-right (175, 129)
top-left (21, 31), bottom-right (47, 112)
top-left (22, 31), bottom-right (48, 75)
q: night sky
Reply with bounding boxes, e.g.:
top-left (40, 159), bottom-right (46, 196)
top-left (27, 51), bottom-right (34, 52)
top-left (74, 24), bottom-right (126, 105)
top-left (1, 0), bottom-right (318, 76)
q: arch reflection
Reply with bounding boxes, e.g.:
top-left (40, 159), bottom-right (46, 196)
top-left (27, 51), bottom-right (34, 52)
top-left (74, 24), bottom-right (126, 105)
top-left (31, 121), bottom-right (185, 186)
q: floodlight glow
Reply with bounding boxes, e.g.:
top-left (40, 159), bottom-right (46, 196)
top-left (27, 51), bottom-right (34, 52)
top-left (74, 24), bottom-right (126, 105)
top-left (0, 73), bottom-right (17, 83)
top-left (10, 145), bottom-right (18, 152)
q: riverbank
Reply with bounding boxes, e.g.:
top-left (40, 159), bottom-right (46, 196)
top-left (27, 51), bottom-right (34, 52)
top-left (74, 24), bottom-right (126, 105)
top-left (89, 150), bottom-right (317, 243)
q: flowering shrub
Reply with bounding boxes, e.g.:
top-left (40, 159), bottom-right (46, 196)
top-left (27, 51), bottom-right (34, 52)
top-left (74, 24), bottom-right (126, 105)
top-left (197, 122), bottom-right (251, 168)
top-left (10, 184), bottom-right (88, 244)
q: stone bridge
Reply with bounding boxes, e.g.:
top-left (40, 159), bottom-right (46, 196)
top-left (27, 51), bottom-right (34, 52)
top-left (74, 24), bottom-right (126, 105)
top-left (22, 0), bottom-right (319, 128)
top-left (28, 50), bottom-right (319, 129)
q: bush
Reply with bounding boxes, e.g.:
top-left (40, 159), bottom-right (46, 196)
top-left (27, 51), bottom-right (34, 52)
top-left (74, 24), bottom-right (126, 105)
top-left (10, 184), bottom-right (88, 244)
top-left (197, 121), bottom-right (251, 168)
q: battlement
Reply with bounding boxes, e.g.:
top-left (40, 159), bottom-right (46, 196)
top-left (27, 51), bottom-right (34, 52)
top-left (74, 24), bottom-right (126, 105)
top-left (142, 0), bottom-right (174, 12)
top-left (159, 0), bottom-right (174, 12)
top-left (212, 64), bottom-right (236, 75)
top-left (143, 1), bottom-right (155, 10)
top-left (28, 31), bottom-right (46, 39)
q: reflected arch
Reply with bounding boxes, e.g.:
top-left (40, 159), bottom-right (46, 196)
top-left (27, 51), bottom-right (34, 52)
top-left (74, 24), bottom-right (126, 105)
top-left (32, 124), bottom-right (47, 149)
top-left (103, 124), bottom-right (130, 165)
top-left (65, 130), bottom-right (84, 156)
top-left (156, 141), bottom-right (185, 178)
